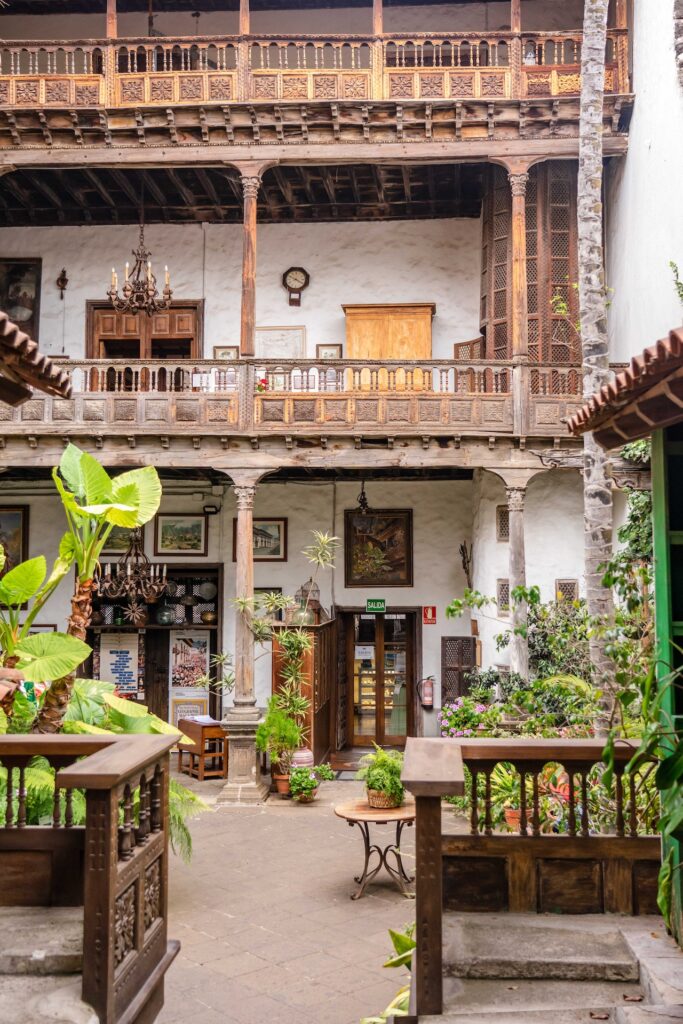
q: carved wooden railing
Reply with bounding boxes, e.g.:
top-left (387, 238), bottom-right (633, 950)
top-left (0, 733), bottom-right (179, 1024)
top-left (0, 27), bottom-right (630, 108)
top-left (401, 737), bottom-right (660, 1021)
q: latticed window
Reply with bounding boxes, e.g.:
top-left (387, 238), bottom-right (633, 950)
top-left (496, 504), bottom-right (510, 541)
top-left (555, 578), bottom-right (579, 602)
top-left (497, 579), bottom-right (510, 613)
top-left (441, 637), bottom-right (477, 703)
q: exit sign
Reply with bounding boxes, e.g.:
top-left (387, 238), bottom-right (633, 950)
top-left (366, 598), bottom-right (386, 613)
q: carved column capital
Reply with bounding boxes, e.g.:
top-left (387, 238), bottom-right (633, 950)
top-left (241, 175), bottom-right (261, 200)
top-left (233, 483), bottom-right (257, 510)
top-left (508, 171), bottom-right (530, 198)
top-left (506, 485), bottom-right (526, 512)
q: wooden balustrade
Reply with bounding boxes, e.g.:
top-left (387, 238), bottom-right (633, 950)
top-left (530, 364), bottom-right (583, 396)
top-left (0, 733), bottom-right (179, 1024)
top-left (401, 737), bottom-right (661, 1021)
top-left (0, 27), bottom-right (629, 108)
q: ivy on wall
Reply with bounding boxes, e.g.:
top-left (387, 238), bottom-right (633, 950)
top-left (676, 0), bottom-right (683, 88)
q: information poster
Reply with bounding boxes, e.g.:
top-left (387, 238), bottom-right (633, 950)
top-left (99, 633), bottom-right (140, 695)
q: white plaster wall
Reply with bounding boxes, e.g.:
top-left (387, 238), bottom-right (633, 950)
top-left (0, 219), bottom-right (482, 360)
top-left (0, 3), bottom-right (585, 40)
top-left (606, 0), bottom-right (683, 361)
top-left (470, 468), bottom-right (511, 668)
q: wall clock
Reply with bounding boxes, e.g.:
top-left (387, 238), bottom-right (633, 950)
top-left (282, 266), bottom-right (310, 307)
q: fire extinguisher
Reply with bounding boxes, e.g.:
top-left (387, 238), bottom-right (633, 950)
top-left (417, 675), bottom-right (435, 710)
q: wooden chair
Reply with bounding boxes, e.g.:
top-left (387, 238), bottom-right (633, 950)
top-left (177, 717), bottom-right (228, 781)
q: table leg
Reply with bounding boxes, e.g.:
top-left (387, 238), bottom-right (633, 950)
top-left (383, 820), bottom-right (415, 897)
top-left (348, 820), bottom-right (384, 900)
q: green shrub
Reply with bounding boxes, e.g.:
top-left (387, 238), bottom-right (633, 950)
top-left (289, 763), bottom-right (335, 800)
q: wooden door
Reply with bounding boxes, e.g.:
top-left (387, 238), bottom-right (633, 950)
top-left (343, 303), bottom-right (435, 361)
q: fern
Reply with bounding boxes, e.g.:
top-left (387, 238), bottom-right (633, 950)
top-left (167, 779), bottom-right (210, 863)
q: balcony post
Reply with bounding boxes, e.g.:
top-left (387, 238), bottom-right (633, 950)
top-left (506, 484), bottom-right (528, 679)
top-left (508, 166), bottom-right (531, 436)
top-left (373, 0), bottom-right (383, 35)
top-left (510, 0), bottom-right (522, 94)
top-left (239, 171), bottom-right (262, 358)
top-left (237, 0), bottom-right (250, 100)
top-left (239, 0), bottom-right (250, 34)
top-left (218, 470), bottom-right (270, 805)
top-left (106, 0), bottom-right (117, 38)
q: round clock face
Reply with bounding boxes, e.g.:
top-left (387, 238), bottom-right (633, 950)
top-left (284, 267), bottom-right (308, 291)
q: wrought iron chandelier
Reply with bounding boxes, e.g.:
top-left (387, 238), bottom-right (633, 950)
top-left (107, 184), bottom-right (173, 316)
top-left (95, 528), bottom-right (169, 605)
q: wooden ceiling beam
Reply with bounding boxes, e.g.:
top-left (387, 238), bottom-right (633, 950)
top-left (319, 167), bottom-right (339, 217)
top-left (53, 170), bottom-right (93, 224)
top-left (82, 169), bottom-right (120, 223)
top-left (1, 175), bottom-right (36, 224)
top-left (165, 169), bottom-right (199, 215)
top-left (272, 167), bottom-right (295, 207)
top-left (109, 168), bottom-right (143, 210)
top-left (195, 168), bottom-right (225, 221)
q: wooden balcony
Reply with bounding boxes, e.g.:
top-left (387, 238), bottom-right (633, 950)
top-left (0, 357), bottom-right (591, 441)
top-left (0, 29), bottom-right (629, 111)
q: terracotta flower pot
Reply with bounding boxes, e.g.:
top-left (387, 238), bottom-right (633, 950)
top-left (272, 771), bottom-right (291, 797)
top-left (504, 807), bottom-right (522, 830)
top-left (296, 788), bottom-right (318, 804)
top-left (367, 788), bottom-right (402, 810)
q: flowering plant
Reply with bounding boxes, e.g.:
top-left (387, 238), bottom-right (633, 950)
top-left (255, 377), bottom-right (269, 394)
top-left (289, 762), bottom-right (335, 801)
top-left (438, 696), bottom-right (502, 738)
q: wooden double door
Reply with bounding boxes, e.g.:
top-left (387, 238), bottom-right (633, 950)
top-left (346, 612), bottom-right (415, 747)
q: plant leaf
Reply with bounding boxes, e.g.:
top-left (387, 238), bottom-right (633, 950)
top-left (0, 557), bottom-right (46, 607)
top-left (111, 466), bottom-right (162, 526)
top-left (655, 744), bottom-right (683, 791)
top-left (14, 632), bottom-right (91, 683)
top-left (58, 443), bottom-right (86, 495)
top-left (79, 450), bottom-right (113, 505)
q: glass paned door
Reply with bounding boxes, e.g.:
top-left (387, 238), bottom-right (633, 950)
top-left (350, 612), bottom-right (412, 746)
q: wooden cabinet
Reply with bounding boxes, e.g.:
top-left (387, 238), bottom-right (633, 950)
top-left (272, 619), bottom-right (336, 764)
top-left (86, 300), bottom-right (203, 360)
top-left (342, 303), bottom-right (435, 361)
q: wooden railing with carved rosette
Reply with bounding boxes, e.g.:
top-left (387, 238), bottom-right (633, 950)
top-left (0, 734), bottom-right (179, 1024)
top-left (0, 27), bottom-right (629, 108)
top-left (400, 737), bottom-right (660, 1021)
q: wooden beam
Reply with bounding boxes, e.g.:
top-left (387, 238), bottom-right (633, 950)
top-left (239, 0), bottom-right (250, 36)
top-left (615, 0), bottom-right (628, 28)
top-left (106, 0), bottom-right (117, 38)
top-left (272, 167), bottom-right (295, 207)
top-left (138, 170), bottom-right (169, 221)
top-left (240, 174), bottom-right (260, 358)
top-left (373, 0), bottom-right (383, 36)
top-left (82, 169), bottom-right (119, 222)
top-left (319, 167), bottom-right (339, 217)
top-left (509, 169), bottom-right (529, 361)
top-left (195, 168), bottom-right (224, 221)
top-left (53, 170), bottom-right (92, 223)
top-left (511, 0), bottom-right (521, 34)
top-left (109, 168), bottom-right (141, 210)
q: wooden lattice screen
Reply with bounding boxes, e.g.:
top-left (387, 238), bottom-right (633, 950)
top-left (441, 636), bottom-right (477, 702)
top-left (480, 162), bottom-right (579, 364)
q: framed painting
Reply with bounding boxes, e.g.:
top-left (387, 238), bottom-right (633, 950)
top-left (255, 326), bottom-right (306, 359)
top-left (316, 344), bottom-right (342, 359)
top-left (213, 345), bottom-right (239, 360)
top-left (171, 696), bottom-right (209, 729)
top-left (0, 506), bottom-right (29, 576)
top-left (0, 259), bottom-right (42, 340)
top-left (232, 518), bottom-right (287, 562)
top-left (255, 586), bottom-right (284, 622)
top-left (344, 509), bottom-right (413, 588)
top-left (155, 514), bottom-right (208, 557)
top-left (102, 524), bottom-right (142, 557)
top-left (28, 624), bottom-right (57, 634)
top-left (170, 631), bottom-right (211, 688)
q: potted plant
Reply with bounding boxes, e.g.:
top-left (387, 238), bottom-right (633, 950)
top-left (290, 763), bottom-right (335, 803)
top-left (255, 699), bottom-right (304, 796)
top-left (356, 744), bottom-right (404, 809)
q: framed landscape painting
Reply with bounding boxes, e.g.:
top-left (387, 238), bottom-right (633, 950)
top-left (0, 506), bottom-right (29, 576)
top-left (213, 345), bottom-right (239, 360)
top-left (102, 524), bottom-right (142, 557)
top-left (232, 518), bottom-right (287, 562)
top-left (155, 514), bottom-right (208, 557)
top-left (344, 509), bottom-right (413, 587)
top-left (0, 259), bottom-right (41, 341)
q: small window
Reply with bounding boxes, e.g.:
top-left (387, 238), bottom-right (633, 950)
top-left (496, 579), bottom-right (510, 614)
top-left (556, 578), bottom-right (579, 602)
top-left (496, 505), bottom-right (510, 541)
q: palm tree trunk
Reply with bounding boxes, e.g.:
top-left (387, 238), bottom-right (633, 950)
top-left (578, 0), bottom-right (616, 695)
top-left (32, 578), bottom-right (94, 734)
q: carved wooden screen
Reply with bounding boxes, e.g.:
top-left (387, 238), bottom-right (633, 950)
top-left (441, 636), bottom-right (477, 702)
top-left (480, 161), bottom-right (579, 364)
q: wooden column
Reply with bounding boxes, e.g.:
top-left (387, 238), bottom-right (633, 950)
top-left (240, 174), bottom-right (260, 358)
top-left (373, 0), bottom-right (383, 35)
top-left (218, 471), bottom-right (270, 805)
top-left (106, 0), bottom-right (117, 38)
top-left (510, 0), bottom-right (521, 32)
top-left (510, 0), bottom-right (522, 93)
top-left (239, 0), bottom-right (250, 36)
top-left (506, 485), bottom-right (528, 680)
top-left (509, 168), bottom-right (530, 435)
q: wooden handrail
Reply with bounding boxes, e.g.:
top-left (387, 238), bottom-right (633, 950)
top-left (402, 736), bottom-right (465, 796)
top-left (57, 733), bottom-right (177, 789)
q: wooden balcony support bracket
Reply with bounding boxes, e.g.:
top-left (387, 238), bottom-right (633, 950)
top-left (218, 468), bottom-right (271, 805)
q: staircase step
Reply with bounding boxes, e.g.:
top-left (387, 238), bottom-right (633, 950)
top-left (617, 1009), bottom-right (683, 1024)
top-left (432, 1009), bottom-right (618, 1023)
top-left (443, 914), bottom-right (640, 982)
top-left (0, 976), bottom-right (96, 1024)
top-left (442, 977), bottom-right (646, 1015)
top-left (0, 908), bottom-right (83, 975)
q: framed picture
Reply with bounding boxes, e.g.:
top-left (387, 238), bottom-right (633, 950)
top-left (0, 506), bottom-right (29, 576)
top-left (255, 326), bottom-right (306, 359)
top-left (255, 586), bottom-right (284, 622)
top-left (0, 259), bottom-right (41, 340)
top-left (171, 695), bottom-right (209, 729)
top-left (155, 514), bottom-right (208, 557)
top-left (28, 624), bottom-right (57, 634)
top-left (232, 518), bottom-right (288, 562)
top-left (213, 345), bottom-right (239, 360)
top-left (101, 524), bottom-right (142, 557)
top-left (170, 631), bottom-right (210, 688)
top-left (344, 509), bottom-right (413, 588)
top-left (316, 344), bottom-right (342, 360)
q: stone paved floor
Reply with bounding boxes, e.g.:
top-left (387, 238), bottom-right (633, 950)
top-left (159, 775), bottom-right (416, 1024)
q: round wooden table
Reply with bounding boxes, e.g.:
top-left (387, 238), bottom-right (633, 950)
top-left (334, 797), bottom-right (416, 900)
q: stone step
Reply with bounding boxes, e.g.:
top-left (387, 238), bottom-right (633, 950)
top-left (0, 908), bottom-right (83, 976)
top-left (431, 1009), bottom-right (618, 1023)
top-left (617, 1009), bottom-right (683, 1024)
top-left (0, 976), bottom-right (96, 1024)
top-left (443, 913), bottom-right (640, 982)
top-left (442, 977), bottom-right (646, 1015)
